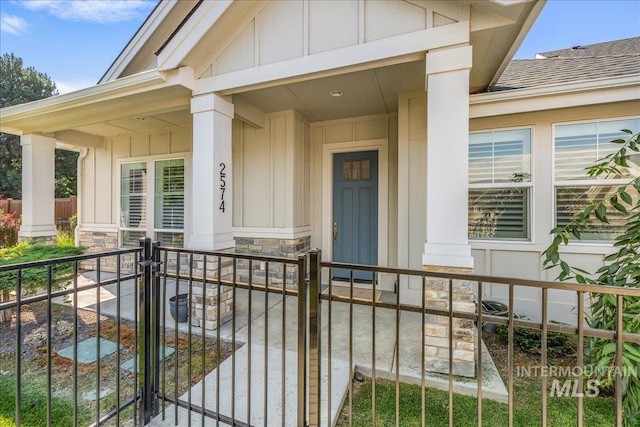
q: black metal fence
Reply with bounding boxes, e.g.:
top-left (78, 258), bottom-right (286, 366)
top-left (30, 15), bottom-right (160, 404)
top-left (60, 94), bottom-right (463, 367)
top-left (0, 246), bottom-right (142, 426)
top-left (2, 241), bottom-right (640, 426)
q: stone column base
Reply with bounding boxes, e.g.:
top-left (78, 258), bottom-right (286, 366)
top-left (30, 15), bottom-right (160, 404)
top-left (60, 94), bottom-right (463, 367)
top-left (18, 234), bottom-right (57, 245)
top-left (424, 276), bottom-right (476, 378)
top-left (190, 284), bottom-right (233, 330)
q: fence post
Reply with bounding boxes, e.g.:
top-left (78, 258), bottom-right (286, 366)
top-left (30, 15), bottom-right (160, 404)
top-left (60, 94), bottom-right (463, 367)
top-left (152, 241), bottom-right (161, 416)
top-left (308, 249), bottom-right (321, 427)
top-left (139, 238), bottom-right (153, 425)
top-left (297, 253), bottom-right (308, 427)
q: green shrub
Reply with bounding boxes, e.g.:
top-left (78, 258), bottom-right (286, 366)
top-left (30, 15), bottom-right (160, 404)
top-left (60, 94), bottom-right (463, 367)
top-left (68, 213), bottom-right (77, 231)
top-left (0, 210), bottom-right (19, 249)
top-left (0, 242), bottom-right (84, 294)
top-left (56, 231), bottom-right (75, 248)
top-left (496, 322), bottom-right (576, 358)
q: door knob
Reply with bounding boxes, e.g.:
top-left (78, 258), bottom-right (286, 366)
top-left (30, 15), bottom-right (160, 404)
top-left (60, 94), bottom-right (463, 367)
top-left (333, 221), bottom-right (338, 244)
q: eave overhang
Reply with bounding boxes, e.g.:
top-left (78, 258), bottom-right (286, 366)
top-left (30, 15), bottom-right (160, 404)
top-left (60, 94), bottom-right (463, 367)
top-left (0, 68), bottom-right (194, 137)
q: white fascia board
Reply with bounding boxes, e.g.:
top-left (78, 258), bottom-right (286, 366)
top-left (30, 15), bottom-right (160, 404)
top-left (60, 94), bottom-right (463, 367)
top-left (100, 1), bottom-right (177, 83)
top-left (157, 0), bottom-right (234, 72)
top-left (1, 70), bottom-right (167, 121)
top-left (470, 75), bottom-right (640, 118)
top-left (194, 21), bottom-right (470, 95)
top-left (489, 0), bottom-right (546, 87)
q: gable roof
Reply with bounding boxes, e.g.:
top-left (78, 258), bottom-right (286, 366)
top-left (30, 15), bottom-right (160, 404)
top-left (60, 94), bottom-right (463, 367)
top-left (536, 37), bottom-right (640, 59)
top-left (490, 36), bottom-right (640, 91)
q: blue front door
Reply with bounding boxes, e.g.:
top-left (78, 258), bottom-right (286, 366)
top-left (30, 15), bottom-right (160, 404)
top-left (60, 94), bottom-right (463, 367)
top-left (332, 151), bottom-right (378, 281)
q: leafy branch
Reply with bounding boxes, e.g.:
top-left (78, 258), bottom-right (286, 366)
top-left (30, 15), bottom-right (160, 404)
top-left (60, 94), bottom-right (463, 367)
top-left (542, 129), bottom-right (640, 426)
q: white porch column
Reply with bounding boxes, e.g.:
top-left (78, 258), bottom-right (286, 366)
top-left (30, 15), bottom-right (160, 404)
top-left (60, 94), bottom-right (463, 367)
top-left (423, 45), bottom-right (474, 272)
top-left (189, 93), bottom-right (234, 250)
top-left (19, 134), bottom-right (57, 243)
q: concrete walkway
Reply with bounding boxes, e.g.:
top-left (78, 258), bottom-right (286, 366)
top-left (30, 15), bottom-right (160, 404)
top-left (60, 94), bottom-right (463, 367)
top-left (56, 272), bottom-right (507, 426)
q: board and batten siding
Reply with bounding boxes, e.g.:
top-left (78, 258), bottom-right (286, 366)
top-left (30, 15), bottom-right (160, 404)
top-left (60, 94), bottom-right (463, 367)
top-left (195, 0), bottom-right (467, 80)
top-left (80, 128), bottom-right (192, 229)
top-left (232, 110), bottom-right (311, 237)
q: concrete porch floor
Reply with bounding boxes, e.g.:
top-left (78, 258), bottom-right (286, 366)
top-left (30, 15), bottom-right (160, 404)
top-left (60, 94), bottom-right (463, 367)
top-left (56, 272), bottom-right (507, 426)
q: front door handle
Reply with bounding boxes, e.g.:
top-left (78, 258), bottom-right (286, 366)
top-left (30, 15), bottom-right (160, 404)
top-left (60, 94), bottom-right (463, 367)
top-left (333, 221), bottom-right (338, 244)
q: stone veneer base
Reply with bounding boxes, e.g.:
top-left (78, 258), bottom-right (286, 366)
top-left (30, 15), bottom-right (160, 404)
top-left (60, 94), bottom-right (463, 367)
top-left (423, 276), bottom-right (476, 378)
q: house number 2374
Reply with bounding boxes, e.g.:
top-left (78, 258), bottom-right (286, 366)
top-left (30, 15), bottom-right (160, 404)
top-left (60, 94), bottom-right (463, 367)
top-left (219, 162), bottom-right (226, 212)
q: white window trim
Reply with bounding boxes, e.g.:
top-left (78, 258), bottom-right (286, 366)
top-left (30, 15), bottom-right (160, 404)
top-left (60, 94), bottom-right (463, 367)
top-left (468, 126), bottom-right (534, 242)
top-left (117, 153), bottom-right (190, 247)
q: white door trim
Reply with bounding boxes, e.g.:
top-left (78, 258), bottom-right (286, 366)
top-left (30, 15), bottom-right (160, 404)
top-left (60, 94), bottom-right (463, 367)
top-left (322, 138), bottom-right (388, 268)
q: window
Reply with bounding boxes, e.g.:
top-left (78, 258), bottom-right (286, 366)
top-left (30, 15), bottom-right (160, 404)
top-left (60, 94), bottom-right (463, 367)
top-left (468, 128), bottom-right (532, 240)
top-left (120, 158), bottom-right (185, 247)
top-left (155, 159), bottom-right (185, 247)
top-left (120, 162), bottom-right (148, 246)
top-left (554, 118), bottom-right (640, 241)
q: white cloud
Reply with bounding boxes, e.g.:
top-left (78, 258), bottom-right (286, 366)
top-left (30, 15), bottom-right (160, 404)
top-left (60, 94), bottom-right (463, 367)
top-left (18, 1), bottom-right (156, 24)
top-left (56, 79), bottom-right (96, 94)
top-left (1, 14), bottom-right (28, 35)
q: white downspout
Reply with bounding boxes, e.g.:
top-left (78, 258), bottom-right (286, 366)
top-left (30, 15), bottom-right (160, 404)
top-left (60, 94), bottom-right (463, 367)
top-left (75, 148), bottom-right (89, 247)
top-left (56, 142), bottom-right (87, 247)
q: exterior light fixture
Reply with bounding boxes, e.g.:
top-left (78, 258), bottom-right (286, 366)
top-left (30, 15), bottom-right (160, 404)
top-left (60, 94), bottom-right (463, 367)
top-left (134, 116), bottom-right (148, 121)
top-left (329, 90), bottom-right (343, 97)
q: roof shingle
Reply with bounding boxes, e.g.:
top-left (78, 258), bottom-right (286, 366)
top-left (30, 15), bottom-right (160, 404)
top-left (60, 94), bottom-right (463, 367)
top-left (490, 37), bottom-right (640, 91)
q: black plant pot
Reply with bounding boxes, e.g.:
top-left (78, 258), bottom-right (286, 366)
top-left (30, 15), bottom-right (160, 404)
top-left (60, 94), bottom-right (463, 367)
top-left (169, 293), bottom-right (189, 323)
top-left (480, 300), bottom-right (508, 333)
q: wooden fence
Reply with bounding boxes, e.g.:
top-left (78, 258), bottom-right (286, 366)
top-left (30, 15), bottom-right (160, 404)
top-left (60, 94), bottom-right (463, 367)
top-left (0, 196), bottom-right (77, 229)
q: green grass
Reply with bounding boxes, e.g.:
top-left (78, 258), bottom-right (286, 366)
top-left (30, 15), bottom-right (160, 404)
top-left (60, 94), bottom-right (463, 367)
top-left (337, 377), bottom-right (615, 427)
top-left (0, 372), bottom-right (90, 427)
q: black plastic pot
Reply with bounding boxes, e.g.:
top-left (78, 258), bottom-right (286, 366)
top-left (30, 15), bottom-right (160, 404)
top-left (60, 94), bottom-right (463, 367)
top-left (169, 293), bottom-right (189, 323)
top-left (480, 300), bottom-right (508, 333)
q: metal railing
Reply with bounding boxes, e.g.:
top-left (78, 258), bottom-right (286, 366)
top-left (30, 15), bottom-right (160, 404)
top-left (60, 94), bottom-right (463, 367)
top-left (0, 246), bottom-right (143, 427)
top-left (3, 243), bottom-right (639, 426)
top-left (152, 243), bottom-right (307, 426)
top-left (311, 249), bottom-right (640, 427)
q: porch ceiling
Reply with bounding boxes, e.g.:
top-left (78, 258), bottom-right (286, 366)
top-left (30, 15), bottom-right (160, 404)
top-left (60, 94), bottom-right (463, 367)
top-left (234, 60), bottom-right (426, 123)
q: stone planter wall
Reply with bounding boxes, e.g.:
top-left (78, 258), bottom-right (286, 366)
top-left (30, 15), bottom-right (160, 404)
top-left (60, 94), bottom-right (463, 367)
top-left (233, 236), bottom-right (310, 289)
top-left (78, 230), bottom-right (137, 273)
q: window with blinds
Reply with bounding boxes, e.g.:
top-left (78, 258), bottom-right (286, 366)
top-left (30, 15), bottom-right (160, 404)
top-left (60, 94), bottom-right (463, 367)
top-left (120, 162), bottom-right (147, 229)
top-left (120, 158), bottom-right (185, 248)
top-left (155, 160), bottom-right (184, 230)
top-left (554, 118), bottom-right (640, 241)
top-left (468, 128), bottom-right (532, 240)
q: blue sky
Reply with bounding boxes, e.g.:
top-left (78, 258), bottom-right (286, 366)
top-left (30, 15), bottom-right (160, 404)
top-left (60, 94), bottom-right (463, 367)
top-left (1, 0), bottom-right (639, 94)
